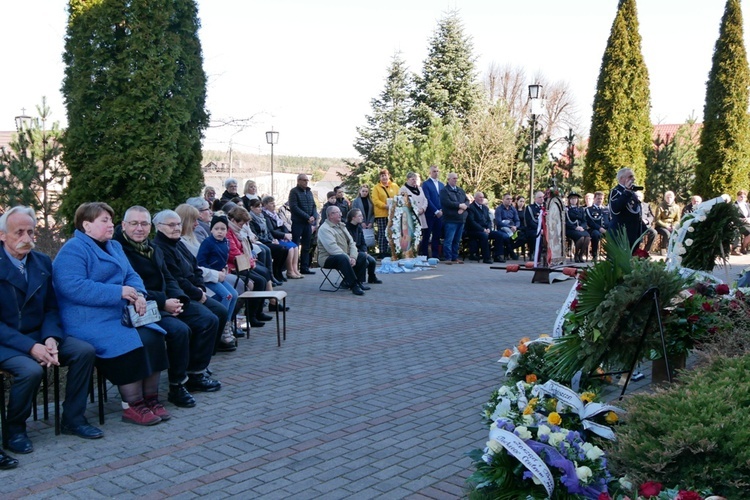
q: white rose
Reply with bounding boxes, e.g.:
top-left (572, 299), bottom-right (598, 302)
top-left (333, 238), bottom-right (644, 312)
top-left (522, 414), bottom-right (534, 426)
top-left (685, 238), bottom-right (693, 246)
top-left (486, 439), bottom-right (504, 454)
top-left (515, 426), bottom-right (532, 440)
top-left (583, 443), bottom-right (605, 461)
top-left (687, 226), bottom-right (695, 232)
top-left (576, 465), bottom-right (593, 482)
top-left (537, 424), bottom-right (551, 437)
top-left (548, 432), bottom-right (567, 447)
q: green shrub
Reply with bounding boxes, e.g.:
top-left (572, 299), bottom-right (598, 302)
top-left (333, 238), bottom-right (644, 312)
top-left (607, 354), bottom-right (750, 498)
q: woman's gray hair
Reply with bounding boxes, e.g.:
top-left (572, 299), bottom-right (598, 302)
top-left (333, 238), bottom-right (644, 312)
top-left (261, 196), bottom-right (275, 206)
top-left (152, 209), bottom-right (181, 225)
top-left (0, 206), bottom-right (36, 232)
top-left (224, 178), bottom-right (237, 189)
top-left (186, 196), bottom-right (209, 211)
top-left (406, 172), bottom-right (418, 180)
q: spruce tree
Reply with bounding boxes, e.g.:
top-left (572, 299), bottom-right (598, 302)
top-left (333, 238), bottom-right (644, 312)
top-left (584, 0), bottom-right (652, 193)
top-left (695, 0), bottom-right (750, 198)
top-left (411, 11), bottom-right (482, 135)
top-left (345, 52), bottom-right (413, 189)
top-left (60, 0), bottom-right (208, 225)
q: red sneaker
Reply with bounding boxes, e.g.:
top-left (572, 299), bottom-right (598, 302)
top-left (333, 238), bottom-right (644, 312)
top-left (122, 400), bottom-right (162, 426)
top-left (145, 395), bottom-right (171, 421)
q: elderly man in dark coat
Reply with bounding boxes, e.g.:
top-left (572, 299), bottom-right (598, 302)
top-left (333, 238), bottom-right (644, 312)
top-left (0, 207), bottom-right (101, 464)
top-left (609, 167), bottom-right (647, 250)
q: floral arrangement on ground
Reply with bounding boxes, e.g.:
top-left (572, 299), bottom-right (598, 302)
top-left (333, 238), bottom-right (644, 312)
top-left (468, 333), bottom-right (727, 500)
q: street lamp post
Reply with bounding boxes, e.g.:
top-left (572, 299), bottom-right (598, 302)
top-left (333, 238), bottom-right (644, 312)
top-left (528, 84), bottom-right (543, 201)
top-left (265, 129), bottom-right (279, 197)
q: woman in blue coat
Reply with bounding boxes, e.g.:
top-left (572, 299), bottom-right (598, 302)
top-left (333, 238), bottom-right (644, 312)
top-left (53, 202), bottom-right (169, 426)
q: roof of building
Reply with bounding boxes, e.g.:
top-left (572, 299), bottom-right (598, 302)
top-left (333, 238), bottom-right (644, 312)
top-left (652, 123), bottom-right (702, 143)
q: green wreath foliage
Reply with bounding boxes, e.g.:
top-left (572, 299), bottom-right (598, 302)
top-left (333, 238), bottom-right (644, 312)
top-left (547, 254), bottom-right (686, 380)
top-left (679, 202), bottom-right (742, 271)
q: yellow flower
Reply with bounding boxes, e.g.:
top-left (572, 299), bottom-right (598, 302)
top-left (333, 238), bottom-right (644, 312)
top-left (547, 412), bottom-right (562, 426)
top-left (523, 405), bottom-right (534, 415)
top-left (580, 392), bottom-right (596, 404)
top-left (525, 374), bottom-right (538, 384)
top-left (605, 411), bottom-right (619, 424)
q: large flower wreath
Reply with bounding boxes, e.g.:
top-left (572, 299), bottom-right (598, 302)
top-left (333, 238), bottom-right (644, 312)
top-left (386, 195), bottom-right (422, 259)
top-left (666, 194), bottom-right (741, 273)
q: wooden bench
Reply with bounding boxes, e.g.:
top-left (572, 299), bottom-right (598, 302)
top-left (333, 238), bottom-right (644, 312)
top-left (237, 290), bottom-right (287, 347)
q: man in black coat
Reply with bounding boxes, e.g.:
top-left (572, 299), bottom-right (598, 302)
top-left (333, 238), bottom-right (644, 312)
top-left (0, 207), bottom-right (101, 463)
top-left (115, 207), bottom-right (222, 407)
top-left (288, 174), bottom-right (318, 274)
top-left (151, 210), bottom-right (229, 394)
top-left (609, 167), bottom-right (647, 250)
top-left (466, 192), bottom-right (508, 263)
top-left (439, 172), bottom-right (470, 263)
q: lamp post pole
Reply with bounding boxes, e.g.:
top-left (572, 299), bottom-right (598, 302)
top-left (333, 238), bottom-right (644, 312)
top-left (527, 84), bottom-right (543, 201)
top-left (265, 129), bottom-right (279, 197)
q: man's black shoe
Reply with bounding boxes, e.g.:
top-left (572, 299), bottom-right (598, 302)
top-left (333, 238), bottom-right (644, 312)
top-left (300, 269), bottom-right (316, 275)
top-left (359, 283), bottom-right (371, 291)
top-left (368, 277), bottom-right (383, 284)
top-left (351, 286), bottom-right (365, 296)
top-left (256, 313), bottom-right (274, 321)
top-left (483, 259), bottom-right (494, 264)
top-left (0, 450), bottom-right (18, 470)
top-left (7, 432), bottom-right (33, 454)
top-left (168, 384), bottom-right (196, 408)
top-left (249, 319), bottom-right (266, 328)
top-left (268, 303), bottom-right (290, 312)
top-left (61, 422), bottom-right (104, 440)
top-left (186, 374), bottom-right (222, 392)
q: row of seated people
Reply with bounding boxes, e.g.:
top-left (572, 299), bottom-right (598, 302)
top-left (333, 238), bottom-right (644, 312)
top-left (0, 197), bottom-right (297, 468)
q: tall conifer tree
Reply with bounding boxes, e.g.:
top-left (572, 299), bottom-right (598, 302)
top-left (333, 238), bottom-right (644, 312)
top-left (695, 0), bottom-right (750, 198)
top-left (584, 0), bottom-right (652, 193)
top-left (411, 11), bottom-right (482, 135)
top-left (60, 0), bottom-right (208, 224)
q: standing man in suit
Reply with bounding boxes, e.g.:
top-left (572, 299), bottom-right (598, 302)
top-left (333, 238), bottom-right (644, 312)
top-left (420, 165), bottom-right (444, 259)
top-left (466, 192), bottom-right (508, 263)
top-left (0, 207), bottom-right (102, 464)
top-left (288, 174), bottom-right (319, 275)
top-left (524, 191), bottom-right (545, 257)
top-left (439, 172), bottom-right (470, 264)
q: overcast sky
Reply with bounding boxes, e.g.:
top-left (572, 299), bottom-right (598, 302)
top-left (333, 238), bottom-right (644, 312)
top-left (2, 0), bottom-right (745, 158)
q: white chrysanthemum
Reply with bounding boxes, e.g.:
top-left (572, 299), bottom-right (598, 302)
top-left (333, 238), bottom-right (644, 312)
top-left (685, 238), bottom-right (693, 246)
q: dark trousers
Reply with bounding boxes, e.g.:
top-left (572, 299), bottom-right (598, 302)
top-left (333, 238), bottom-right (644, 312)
top-left (420, 214), bottom-right (443, 258)
top-left (642, 227), bottom-right (657, 252)
top-left (323, 254), bottom-right (367, 287)
top-left (468, 230), bottom-right (508, 260)
top-left (589, 229), bottom-right (605, 257)
top-left (291, 220), bottom-right (313, 271)
top-left (177, 300), bottom-right (219, 375)
top-left (0, 336), bottom-right (95, 431)
top-left (361, 252), bottom-right (377, 282)
top-left (202, 297), bottom-right (228, 352)
top-left (157, 315), bottom-right (191, 385)
top-left (656, 226), bottom-right (673, 249)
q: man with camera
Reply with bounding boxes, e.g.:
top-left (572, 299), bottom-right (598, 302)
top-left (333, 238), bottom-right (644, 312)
top-left (609, 168), bottom-right (647, 250)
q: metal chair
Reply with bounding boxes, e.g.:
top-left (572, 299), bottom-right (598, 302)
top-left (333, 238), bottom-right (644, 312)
top-left (319, 267), bottom-right (344, 292)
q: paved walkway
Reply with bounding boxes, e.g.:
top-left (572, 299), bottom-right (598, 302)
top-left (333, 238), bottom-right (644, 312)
top-left (2, 255), bottom-right (748, 498)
